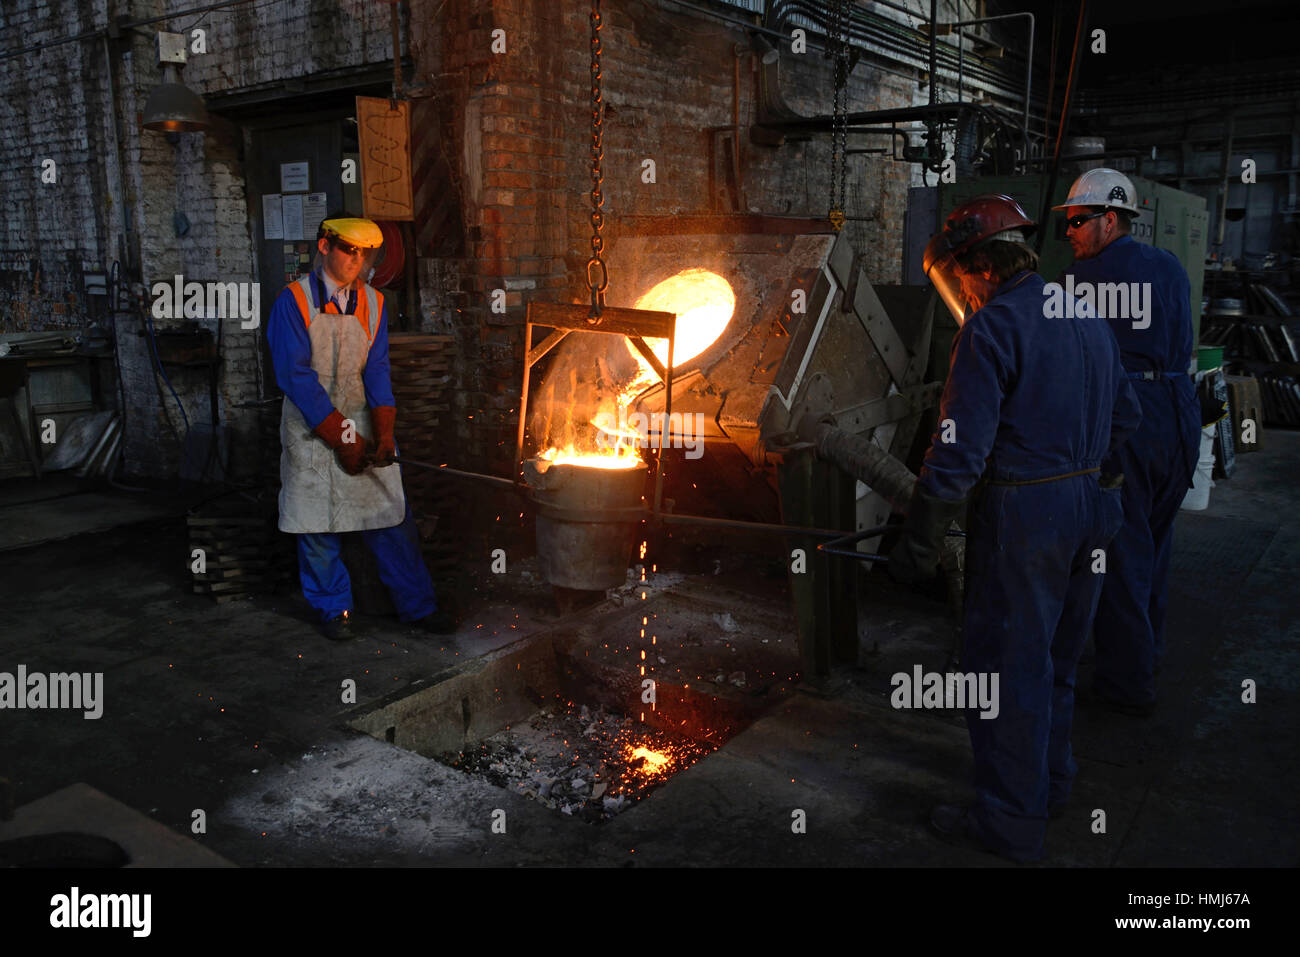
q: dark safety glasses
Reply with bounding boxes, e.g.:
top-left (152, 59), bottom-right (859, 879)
top-left (330, 237), bottom-right (364, 257)
top-left (1065, 210), bottom-right (1108, 230)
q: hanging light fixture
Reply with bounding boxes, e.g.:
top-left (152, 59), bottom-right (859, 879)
top-left (142, 32), bottom-right (208, 133)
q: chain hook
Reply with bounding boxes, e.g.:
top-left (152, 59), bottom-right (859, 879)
top-left (827, 0), bottom-right (850, 230)
top-left (586, 257), bottom-right (608, 319)
top-left (585, 0), bottom-right (608, 323)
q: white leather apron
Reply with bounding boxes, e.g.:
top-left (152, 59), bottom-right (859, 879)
top-left (278, 275), bottom-right (406, 534)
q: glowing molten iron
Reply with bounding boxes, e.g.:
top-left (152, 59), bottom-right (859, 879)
top-left (632, 268), bottom-right (736, 368)
top-left (538, 444), bottom-right (642, 470)
top-left (538, 269), bottom-right (734, 470)
top-left (626, 745), bottom-right (671, 776)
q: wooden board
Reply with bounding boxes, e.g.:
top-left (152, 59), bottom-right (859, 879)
top-left (357, 96), bottom-right (414, 221)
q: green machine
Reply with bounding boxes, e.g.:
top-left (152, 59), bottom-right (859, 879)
top-left (905, 175), bottom-right (1210, 348)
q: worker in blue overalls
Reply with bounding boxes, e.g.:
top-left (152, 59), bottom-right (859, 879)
top-left (1056, 169), bottom-right (1201, 716)
top-left (266, 216), bottom-right (455, 640)
top-left (890, 194), bottom-right (1141, 862)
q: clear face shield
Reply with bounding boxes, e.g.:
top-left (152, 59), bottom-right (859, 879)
top-left (923, 234), bottom-right (971, 325)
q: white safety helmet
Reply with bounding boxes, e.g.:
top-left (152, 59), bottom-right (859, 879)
top-left (1053, 168), bottom-right (1139, 215)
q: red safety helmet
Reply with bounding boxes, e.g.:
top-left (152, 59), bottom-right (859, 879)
top-left (923, 194), bottom-right (1037, 324)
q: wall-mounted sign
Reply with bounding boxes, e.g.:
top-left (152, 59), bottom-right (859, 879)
top-left (356, 96), bottom-right (414, 221)
top-left (262, 194), bottom-right (284, 240)
top-left (281, 194), bottom-right (305, 240)
top-left (302, 192), bottom-right (328, 240)
top-left (280, 161), bottom-right (310, 193)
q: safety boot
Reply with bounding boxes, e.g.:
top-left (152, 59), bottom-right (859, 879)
top-left (321, 611), bottom-right (354, 641)
top-left (928, 805), bottom-right (1033, 863)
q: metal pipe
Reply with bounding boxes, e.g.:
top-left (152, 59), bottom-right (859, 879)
top-left (812, 422), bottom-right (917, 511)
top-left (390, 0), bottom-right (403, 99)
top-left (1043, 2), bottom-right (1059, 141)
top-left (732, 44), bottom-right (745, 211)
top-left (864, 0), bottom-right (919, 18)
top-left (1036, 0), bottom-right (1089, 255)
top-left (1287, 124), bottom-right (1298, 211)
top-left (1216, 112), bottom-right (1236, 249)
top-left (956, 23), bottom-right (963, 105)
top-left (928, 0), bottom-right (938, 109)
top-left (933, 11), bottom-right (1035, 150)
top-left (792, 0), bottom-right (1021, 99)
top-left (765, 100), bottom-right (1003, 132)
top-left (100, 33), bottom-right (134, 274)
top-left (660, 0), bottom-right (1026, 105)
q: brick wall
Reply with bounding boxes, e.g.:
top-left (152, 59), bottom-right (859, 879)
top-left (0, 0), bottom-right (112, 333)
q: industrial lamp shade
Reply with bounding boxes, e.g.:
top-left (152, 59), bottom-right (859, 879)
top-left (142, 64), bottom-right (209, 133)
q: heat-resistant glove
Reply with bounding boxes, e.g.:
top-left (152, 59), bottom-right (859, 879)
top-left (888, 487), bottom-right (967, 584)
top-left (370, 405), bottom-right (397, 466)
top-left (313, 408), bottom-right (368, 476)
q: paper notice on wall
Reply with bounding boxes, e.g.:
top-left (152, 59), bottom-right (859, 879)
top-left (281, 194), bottom-right (305, 241)
top-left (280, 161), bottom-right (310, 193)
top-left (302, 192), bottom-right (328, 241)
top-left (262, 194), bottom-right (283, 240)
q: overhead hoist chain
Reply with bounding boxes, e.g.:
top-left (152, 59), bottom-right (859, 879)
top-left (586, 0), bottom-right (608, 319)
top-left (827, 0), bottom-right (850, 231)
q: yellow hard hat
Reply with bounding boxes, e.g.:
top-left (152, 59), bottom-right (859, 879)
top-left (320, 217), bottom-right (383, 248)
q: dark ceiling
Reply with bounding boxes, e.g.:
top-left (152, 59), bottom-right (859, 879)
top-left (1021, 0), bottom-right (1300, 75)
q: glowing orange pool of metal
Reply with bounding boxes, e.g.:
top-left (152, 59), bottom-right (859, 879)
top-left (536, 445), bottom-right (643, 470)
top-left (632, 268), bottom-right (735, 368)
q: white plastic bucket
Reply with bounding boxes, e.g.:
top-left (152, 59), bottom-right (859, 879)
top-left (1181, 425), bottom-right (1217, 511)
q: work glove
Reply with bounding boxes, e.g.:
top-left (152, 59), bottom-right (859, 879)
top-left (888, 487), bottom-right (966, 585)
top-left (313, 409), bottom-right (369, 476)
top-left (370, 405), bottom-right (397, 466)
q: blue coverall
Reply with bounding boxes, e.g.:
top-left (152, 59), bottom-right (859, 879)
top-left (266, 271), bottom-right (438, 624)
top-left (1061, 237), bottom-right (1201, 707)
top-left (920, 269), bottom-right (1142, 860)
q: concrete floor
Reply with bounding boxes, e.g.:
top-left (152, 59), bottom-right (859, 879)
top-left (1, 435), bottom-right (1297, 867)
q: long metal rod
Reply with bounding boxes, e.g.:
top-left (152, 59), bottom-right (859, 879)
top-left (659, 512), bottom-right (847, 539)
top-left (389, 456), bottom-right (865, 540)
top-left (391, 457), bottom-right (521, 490)
top-left (514, 320), bottom-right (534, 476)
top-left (817, 522), bottom-right (965, 563)
top-left (654, 330), bottom-right (675, 519)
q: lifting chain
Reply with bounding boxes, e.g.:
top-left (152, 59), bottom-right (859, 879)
top-left (827, 0), bottom-right (850, 231)
top-left (586, 0), bottom-right (608, 320)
